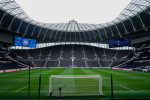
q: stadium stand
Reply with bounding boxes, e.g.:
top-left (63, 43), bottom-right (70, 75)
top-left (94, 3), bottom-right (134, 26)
top-left (0, 62), bottom-right (23, 70)
top-left (7, 45), bottom-right (134, 68)
top-left (114, 40), bottom-right (150, 72)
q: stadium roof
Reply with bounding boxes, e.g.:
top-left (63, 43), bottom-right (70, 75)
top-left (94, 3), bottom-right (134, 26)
top-left (0, 0), bottom-right (150, 32)
top-left (0, 0), bottom-right (150, 43)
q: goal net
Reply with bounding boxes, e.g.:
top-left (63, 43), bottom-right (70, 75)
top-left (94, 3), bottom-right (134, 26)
top-left (49, 75), bottom-right (103, 96)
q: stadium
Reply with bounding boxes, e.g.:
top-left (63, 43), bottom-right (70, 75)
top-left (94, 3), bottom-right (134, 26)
top-left (0, 0), bottom-right (150, 99)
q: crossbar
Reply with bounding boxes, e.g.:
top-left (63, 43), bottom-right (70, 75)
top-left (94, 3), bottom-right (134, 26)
top-left (50, 75), bottom-right (101, 78)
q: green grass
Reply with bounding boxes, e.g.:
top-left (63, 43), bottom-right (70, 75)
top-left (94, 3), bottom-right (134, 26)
top-left (0, 68), bottom-right (150, 99)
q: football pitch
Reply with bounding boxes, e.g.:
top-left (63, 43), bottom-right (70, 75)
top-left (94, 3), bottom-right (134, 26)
top-left (0, 68), bottom-right (150, 99)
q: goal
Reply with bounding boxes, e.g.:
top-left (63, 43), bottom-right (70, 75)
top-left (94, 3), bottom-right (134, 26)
top-left (49, 75), bottom-right (103, 96)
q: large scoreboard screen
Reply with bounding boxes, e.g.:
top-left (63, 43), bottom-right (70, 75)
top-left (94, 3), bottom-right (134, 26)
top-left (14, 36), bottom-right (36, 48)
top-left (109, 38), bottom-right (130, 48)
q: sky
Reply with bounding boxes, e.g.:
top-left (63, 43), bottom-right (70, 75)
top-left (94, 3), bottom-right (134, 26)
top-left (15, 0), bottom-right (132, 24)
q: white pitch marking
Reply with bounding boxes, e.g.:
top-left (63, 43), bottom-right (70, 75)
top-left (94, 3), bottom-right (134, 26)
top-left (15, 85), bottom-right (28, 92)
top-left (120, 85), bottom-right (134, 91)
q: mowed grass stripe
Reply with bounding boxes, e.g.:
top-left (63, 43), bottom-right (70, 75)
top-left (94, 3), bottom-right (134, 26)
top-left (18, 68), bottom-right (59, 92)
top-left (30, 68), bottom-right (66, 95)
top-left (50, 69), bottom-right (76, 96)
top-left (82, 68), bottom-right (131, 93)
top-left (0, 68), bottom-right (150, 99)
top-left (90, 69), bottom-right (139, 91)
top-left (81, 68), bottom-right (111, 92)
top-left (73, 69), bottom-right (101, 95)
top-left (0, 69), bottom-right (57, 92)
top-left (92, 68), bottom-right (150, 91)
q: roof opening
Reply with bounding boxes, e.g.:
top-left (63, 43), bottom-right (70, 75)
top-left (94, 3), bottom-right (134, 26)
top-left (15, 0), bottom-right (132, 24)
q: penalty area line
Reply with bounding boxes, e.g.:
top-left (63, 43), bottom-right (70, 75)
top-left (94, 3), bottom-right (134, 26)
top-left (15, 85), bottom-right (28, 92)
top-left (120, 85), bottom-right (134, 91)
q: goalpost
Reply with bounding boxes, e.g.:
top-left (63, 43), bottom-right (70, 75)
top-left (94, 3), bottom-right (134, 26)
top-left (49, 75), bottom-right (103, 96)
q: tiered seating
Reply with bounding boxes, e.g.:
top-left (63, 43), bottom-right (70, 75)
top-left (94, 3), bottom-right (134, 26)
top-left (8, 45), bottom-right (134, 68)
top-left (105, 49), bottom-right (116, 60)
top-left (94, 48), bottom-right (105, 59)
top-left (73, 45), bottom-right (84, 59)
top-left (60, 60), bottom-right (72, 67)
top-left (45, 61), bottom-right (59, 67)
top-left (14, 50), bottom-right (28, 59)
top-left (0, 62), bottom-right (24, 70)
top-left (74, 60), bottom-right (86, 67)
top-left (87, 61), bottom-right (100, 67)
top-left (99, 61), bottom-right (112, 67)
top-left (84, 46), bottom-right (95, 59)
top-left (34, 61), bottom-right (45, 67)
top-left (50, 46), bottom-right (61, 59)
top-left (62, 45), bottom-right (72, 59)
top-left (117, 50), bottom-right (130, 59)
top-left (121, 60), bottom-right (150, 69)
